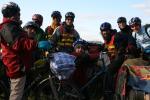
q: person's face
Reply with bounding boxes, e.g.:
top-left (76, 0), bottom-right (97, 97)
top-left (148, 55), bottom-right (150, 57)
top-left (101, 30), bottom-right (111, 42)
top-left (25, 27), bottom-right (36, 37)
top-left (32, 17), bottom-right (43, 27)
top-left (11, 11), bottom-right (20, 22)
top-left (130, 24), bottom-right (141, 33)
top-left (65, 17), bottom-right (74, 26)
top-left (75, 45), bottom-right (84, 54)
top-left (118, 22), bottom-right (126, 29)
top-left (52, 17), bottom-right (61, 24)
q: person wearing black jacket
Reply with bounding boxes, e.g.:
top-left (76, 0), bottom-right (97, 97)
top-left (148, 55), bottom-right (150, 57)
top-left (117, 17), bottom-right (132, 35)
top-left (115, 17), bottom-right (139, 58)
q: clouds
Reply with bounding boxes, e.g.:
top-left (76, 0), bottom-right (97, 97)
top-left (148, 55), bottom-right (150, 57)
top-left (131, 0), bottom-right (150, 16)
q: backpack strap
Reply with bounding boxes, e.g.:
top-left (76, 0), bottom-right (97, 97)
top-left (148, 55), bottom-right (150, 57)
top-left (145, 32), bottom-right (150, 38)
top-left (145, 25), bottom-right (150, 38)
top-left (0, 22), bottom-right (22, 47)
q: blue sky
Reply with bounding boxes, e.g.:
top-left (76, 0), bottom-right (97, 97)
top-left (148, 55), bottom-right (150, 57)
top-left (0, 0), bottom-right (150, 42)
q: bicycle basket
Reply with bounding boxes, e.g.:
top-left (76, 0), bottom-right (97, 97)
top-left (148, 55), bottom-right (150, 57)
top-left (50, 52), bottom-right (76, 80)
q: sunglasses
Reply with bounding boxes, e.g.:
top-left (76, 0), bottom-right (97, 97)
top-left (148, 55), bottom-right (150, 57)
top-left (66, 18), bottom-right (74, 21)
top-left (130, 24), bottom-right (140, 28)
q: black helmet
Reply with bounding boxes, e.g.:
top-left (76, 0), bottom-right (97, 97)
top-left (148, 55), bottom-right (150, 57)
top-left (1, 2), bottom-right (20, 18)
top-left (100, 22), bottom-right (112, 31)
top-left (129, 17), bottom-right (141, 26)
top-left (32, 14), bottom-right (43, 22)
top-left (117, 17), bottom-right (126, 23)
top-left (51, 11), bottom-right (62, 18)
top-left (65, 12), bottom-right (75, 19)
top-left (23, 21), bottom-right (39, 29)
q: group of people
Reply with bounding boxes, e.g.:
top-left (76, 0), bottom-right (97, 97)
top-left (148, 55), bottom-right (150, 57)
top-left (0, 2), bottom-right (82, 100)
top-left (0, 1), bottom-right (150, 100)
top-left (100, 15), bottom-right (150, 99)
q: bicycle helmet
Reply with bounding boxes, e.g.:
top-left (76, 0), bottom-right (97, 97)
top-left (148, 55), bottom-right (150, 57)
top-left (1, 2), bottom-right (20, 17)
top-left (129, 17), bottom-right (141, 26)
top-left (51, 11), bottom-right (62, 18)
top-left (23, 21), bottom-right (39, 29)
top-left (65, 12), bottom-right (75, 19)
top-left (73, 39), bottom-right (88, 48)
top-left (32, 14), bottom-right (43, 27)
top-left (38, 41), bottom-right (53, 50)
top-left (117, 17), bottom-right (126, 23)
top-left (100, 22), bottom-right (112, 31)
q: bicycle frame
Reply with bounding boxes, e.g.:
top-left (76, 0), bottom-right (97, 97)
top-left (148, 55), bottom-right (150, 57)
top-left (48, 74), bottom-right (59, 100)
top-left (0, 71), bottom-right (46, 100)
top-left (23, 73), bottom-right (43, 95)
top-left (0, 79), bottom-right (9, 100)
top-left (36, 51), bottom-right (110, 100)
top-left (79, 52), bottom-right (109, 92)
top-left (79, 66), bottom-right (108, 92)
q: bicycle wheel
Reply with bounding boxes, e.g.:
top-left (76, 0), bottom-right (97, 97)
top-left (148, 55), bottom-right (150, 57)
top-left (36, 77), bottom-right (82, 100)
top-left (0, 81), bottom-right (9, 100)
top-left (36, 76), bottom-right (59, 100)
top-left (86, 73), bottom-right (105, 100)
top-left (22, 91), bottom-right (36, 100)
top-left (59, 82), bottom-right (82, 100)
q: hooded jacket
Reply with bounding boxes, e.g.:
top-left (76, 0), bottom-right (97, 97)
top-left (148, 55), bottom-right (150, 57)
top-left (0, 18), bottom-right (37, 78)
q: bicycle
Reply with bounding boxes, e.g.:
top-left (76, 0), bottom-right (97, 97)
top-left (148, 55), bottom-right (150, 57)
top-left (0, 58), bottom-right (49, 100)
top-left (36, 51), bottom-right (109, 100)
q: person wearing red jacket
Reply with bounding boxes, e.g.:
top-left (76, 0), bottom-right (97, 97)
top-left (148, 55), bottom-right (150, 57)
top-left (0, 2), bottom-right (37, 100)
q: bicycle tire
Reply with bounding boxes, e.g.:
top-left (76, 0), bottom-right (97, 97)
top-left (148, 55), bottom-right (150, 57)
top-left (59, 81), bottom-right (82, 100)
top-left (0, 81), bottom-right (9, 100)
top-left (126, 89), bottom-right (145, 100)
top-left (22, 91), bottom-right (36, 100)
top-left (87, 73), bottom-right (104, 100)
top-left (36, 77), bottom-right (82, 100)
top-left (36, 76), bottom-right (59, 100)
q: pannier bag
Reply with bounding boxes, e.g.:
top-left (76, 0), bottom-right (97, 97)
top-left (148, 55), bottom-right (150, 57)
top-left (115, 64), bottom-right (150, 100)
top-left (127, 65), bottom-right (150, 93)
top-left (50, 52), bottom-right (76, 80)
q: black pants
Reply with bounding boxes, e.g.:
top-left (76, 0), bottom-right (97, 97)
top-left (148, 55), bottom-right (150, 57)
top-left (104, 54), bottom-right (125, 100)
